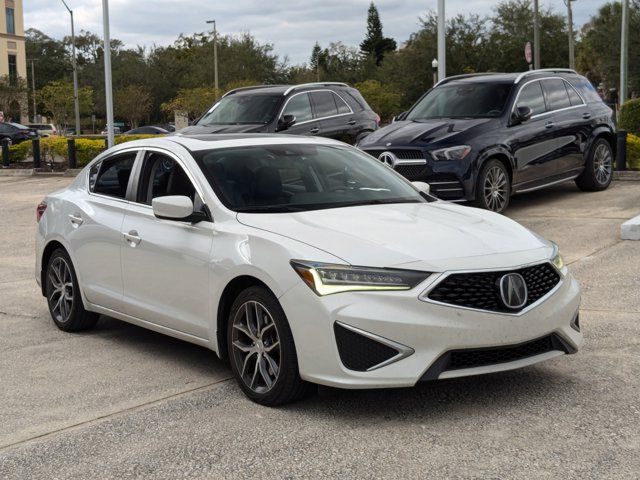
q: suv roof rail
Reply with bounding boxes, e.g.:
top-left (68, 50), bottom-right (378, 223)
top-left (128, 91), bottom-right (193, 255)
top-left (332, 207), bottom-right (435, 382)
top-left (284, 82), bottom-right (349, 95)
top-left (222, 84), bottom-right (288, 98)
top-left (514, 68), bottom-right (578, 83)
top-left (433, 73), bottom-right (504, 88)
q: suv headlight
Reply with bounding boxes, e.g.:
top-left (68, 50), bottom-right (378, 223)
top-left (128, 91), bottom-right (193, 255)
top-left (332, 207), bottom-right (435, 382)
top-left (290, 260), bottom-right (431, 296)
top-left (430, 145), bottom-right (471, 161)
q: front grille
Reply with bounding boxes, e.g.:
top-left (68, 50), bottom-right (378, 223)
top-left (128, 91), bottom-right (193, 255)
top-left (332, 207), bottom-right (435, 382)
top-left (424, 173), bottom-right (465, 200)
top-left (427, 262), bottom-right (560, 313)
top-left (395, 164), bottom-right (427, 180)
top-left (418, 333), bottom-right (575, 381)
top-left (363, 149), bottom-right (425, 160)
top-left (334, 323), bottom-right (398, 371)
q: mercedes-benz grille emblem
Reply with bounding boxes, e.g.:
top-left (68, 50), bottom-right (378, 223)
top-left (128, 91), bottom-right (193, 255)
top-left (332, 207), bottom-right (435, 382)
top-left (378, 151), bottom-right (397, 168)
top-left (499, 273), bottom-right (528, 310)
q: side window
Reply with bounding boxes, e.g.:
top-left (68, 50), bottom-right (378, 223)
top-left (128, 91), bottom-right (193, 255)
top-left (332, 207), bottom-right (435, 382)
top-left (138, 153), bottom-right (197, 205)
top-left (564, 81), bottom-right (584, 106)
top-left (88, 161), bottom-right (101, 192)
top-left (311, 91), bottom-right (339, 118)
top-left (541, 79), bottom-right (572, 111)
top-left (92, 154), bottom-right (136, 199)
top-left (282, 93), bottom-right (313, 123)
top-left (515, 81), bottom-right (546, 116)
top-left (333, 93), bottom-right (351, 114)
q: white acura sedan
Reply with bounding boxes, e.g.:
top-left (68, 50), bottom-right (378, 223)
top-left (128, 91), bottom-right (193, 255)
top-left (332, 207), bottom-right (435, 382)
top-left (35, 135), bottom-right (583, 405)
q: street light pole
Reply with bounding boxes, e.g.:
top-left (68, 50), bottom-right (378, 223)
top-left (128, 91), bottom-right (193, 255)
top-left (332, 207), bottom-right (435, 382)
top-left (206, 20), bottom-right (219, 98)
top-left (533, 0), bottom-right (540, 69)
top-left (565, 0), bottom-right (576, 69)
top-left (620, 0), bottom-right (629, 105)
top-left (60, 0), bottom-right (80, 135)
top-left (30, 60), bottom-right (36, 122)
top-left (102, 0), bottom-right (114, 147)
top-left (432, 59), bottom-right (438, 86)
top-left (436, 0), bottom-right (445, 81)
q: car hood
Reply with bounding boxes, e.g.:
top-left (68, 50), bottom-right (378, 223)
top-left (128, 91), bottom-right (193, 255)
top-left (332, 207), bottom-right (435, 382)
top-left (237, 202), bottom-right (552, 272)
top-left (178, 124), bottom-right (267, 135)
top-left (360, 118), bottom-right (493, 147)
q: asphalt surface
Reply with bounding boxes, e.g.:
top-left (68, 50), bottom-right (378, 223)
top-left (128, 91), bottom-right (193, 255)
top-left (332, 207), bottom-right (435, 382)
top-left (1, 176), bottom-right (639, 479)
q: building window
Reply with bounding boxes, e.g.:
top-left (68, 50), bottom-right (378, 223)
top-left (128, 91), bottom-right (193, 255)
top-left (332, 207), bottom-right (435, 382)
top-left (8, 54), bottom-right (17, 84)
top-left (6, 7), bottom-right (14, 35)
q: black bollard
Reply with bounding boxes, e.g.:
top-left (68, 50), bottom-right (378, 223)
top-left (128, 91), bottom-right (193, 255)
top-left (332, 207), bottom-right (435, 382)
top-left (67, 138), bottom-right (77, 169)
top-left (32, 138), bottom-right (41, 169)
top-left (616, 130), bottom-right (627, 171)
top-left (2, 138), bottom-right (10, 167)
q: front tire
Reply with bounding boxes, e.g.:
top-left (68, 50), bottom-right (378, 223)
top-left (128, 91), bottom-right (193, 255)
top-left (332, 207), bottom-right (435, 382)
top-left (473, 159), bottom-right (511, 213)
top-left (45, 248), bottom-right (98, 332)
top-left (575, 138), bottom-right (613, 191)
top-left (227, 286), bottom-right (313, 406)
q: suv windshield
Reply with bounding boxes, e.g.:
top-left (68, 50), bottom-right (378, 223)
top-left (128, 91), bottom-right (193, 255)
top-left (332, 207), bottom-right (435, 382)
top-left (197, 94), bottom-right (282, 126)
top-left (407, 82), bottom-right (513, 121)
top-left (193, 144), bottom-right (427, 213)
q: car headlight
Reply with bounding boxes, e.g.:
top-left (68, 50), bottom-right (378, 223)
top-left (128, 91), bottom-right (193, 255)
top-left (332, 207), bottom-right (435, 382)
top-left (290, 260), bottom-right (431, 296)
top-left (551, 245), bottom-right (564, 271)
top-left (430, 145), bottom-right (471, 161)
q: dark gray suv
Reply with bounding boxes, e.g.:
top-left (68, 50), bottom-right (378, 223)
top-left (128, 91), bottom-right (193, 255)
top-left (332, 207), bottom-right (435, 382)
top-left (179, 83), bottom-right (379, 145)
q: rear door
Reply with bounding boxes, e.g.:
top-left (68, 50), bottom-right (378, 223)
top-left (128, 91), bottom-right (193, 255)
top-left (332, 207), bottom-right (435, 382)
top-left (309, 90), bottom-right (355, 143)
top-left (280, 92), bottom-right (320, 136)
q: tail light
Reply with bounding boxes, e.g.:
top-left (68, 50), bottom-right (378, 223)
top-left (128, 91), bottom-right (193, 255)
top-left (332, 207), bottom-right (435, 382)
top-left (374, 113), bottom-right (380, 126)
top-left (36, 201), bottom-right (47, 223)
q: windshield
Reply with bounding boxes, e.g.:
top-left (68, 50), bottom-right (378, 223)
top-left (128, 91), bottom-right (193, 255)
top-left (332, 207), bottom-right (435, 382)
top-left (193, 144), bottom-right (428, 213)
top-left (407, 82), bottom-right (513, 121)
top-left (197, 94), bottom-right (282, 126)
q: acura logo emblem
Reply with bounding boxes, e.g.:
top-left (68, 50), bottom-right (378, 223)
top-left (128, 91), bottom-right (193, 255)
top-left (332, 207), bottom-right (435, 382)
top-left (499, 273), bottom-right (528, 310)
top-left (378, 151), bottom-right (397, 168)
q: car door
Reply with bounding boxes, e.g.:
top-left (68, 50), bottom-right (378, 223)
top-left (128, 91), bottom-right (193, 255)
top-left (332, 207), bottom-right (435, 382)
top-left (508, 80), bottom-right (562, 187)
top-left (120, 149), bottom-right (214, 339)
top-left (279, 92), bottom-right (320, 136)
top-left (70, 151), bottom-right (139, 311)
top-left (309, 90), bottom-right (349, 142)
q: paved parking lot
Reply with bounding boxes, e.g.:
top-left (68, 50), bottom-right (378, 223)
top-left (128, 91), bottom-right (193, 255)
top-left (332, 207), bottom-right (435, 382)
top-left (1, 175), bottom-right (639, 479)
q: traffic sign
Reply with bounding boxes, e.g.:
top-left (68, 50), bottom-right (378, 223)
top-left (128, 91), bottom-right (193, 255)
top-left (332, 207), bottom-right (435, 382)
top-left (524, 42), bottom-right (533, 64)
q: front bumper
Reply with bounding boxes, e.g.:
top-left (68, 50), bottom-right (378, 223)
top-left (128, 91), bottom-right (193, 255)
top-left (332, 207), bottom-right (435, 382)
top-left (279, 270), bottom-right (582, 389)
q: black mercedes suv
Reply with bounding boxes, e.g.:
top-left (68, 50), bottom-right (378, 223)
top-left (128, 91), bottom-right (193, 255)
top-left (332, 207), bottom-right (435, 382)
top-left (358, 69), bottom-right (616, 212)
top-left (179, 83), bottom-right (379, 145)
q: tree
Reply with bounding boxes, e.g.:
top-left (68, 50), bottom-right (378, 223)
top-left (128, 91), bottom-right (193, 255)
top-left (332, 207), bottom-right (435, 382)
top-left (39, 81), bottom-right (93, 129)
top-left (115, 85), bottom-right (152, 128)
top-left (161, 86), bottom-right (217, 121)
top-left (0, 75), bottom-right (27, 121)
top-left (354, 80), bottom-right (403, 122)
top-left (360, 2), bottom-right (397, 65)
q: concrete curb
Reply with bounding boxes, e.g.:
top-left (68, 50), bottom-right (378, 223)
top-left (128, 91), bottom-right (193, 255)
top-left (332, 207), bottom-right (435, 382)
top-left (621, 215), bottom-right (640, 240)
top-left (614, 170), bottom-right (640, 181)
top-left (0, 168), bottom-right (34, 176)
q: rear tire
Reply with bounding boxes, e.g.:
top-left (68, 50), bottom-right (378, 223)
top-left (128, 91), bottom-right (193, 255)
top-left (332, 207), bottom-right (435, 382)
top-left (227, 286), bottom-right (314, 406)
top-left (473, 159), bottom-right (511, 213)
top-left (575, 138), bottom-right (613, 191)
top-left (45, 248), bottom-right (98, 332)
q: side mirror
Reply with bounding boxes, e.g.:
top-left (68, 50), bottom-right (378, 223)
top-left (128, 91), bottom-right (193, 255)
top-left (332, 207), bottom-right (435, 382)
top-left (512, 106), bottom-right (533, 125)
top-left (277, 114), bottom-right (296, 131)
top-left (392, 111), bottom-right (407, 123)
top-left (152, 195), bottom-right (198, 222)
top-left (412, 181), bottom-right (430, 196)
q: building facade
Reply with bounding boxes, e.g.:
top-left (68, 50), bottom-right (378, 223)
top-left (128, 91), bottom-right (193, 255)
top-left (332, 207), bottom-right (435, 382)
top-left (0, 0), bottom-right (26, 123)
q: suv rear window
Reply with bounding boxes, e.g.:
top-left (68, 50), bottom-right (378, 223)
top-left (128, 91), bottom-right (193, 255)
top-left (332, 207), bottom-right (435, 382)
top-left (541, 79), bottom-right (572, 111)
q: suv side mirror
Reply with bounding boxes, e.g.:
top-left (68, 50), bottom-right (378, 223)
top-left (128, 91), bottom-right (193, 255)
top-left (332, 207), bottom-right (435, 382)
top-left (277, 114), bottom-right (296, 131)
top-left (512, 106), bottom-right (533, 125)
top-left (392, 111), bottom-right (408, 123)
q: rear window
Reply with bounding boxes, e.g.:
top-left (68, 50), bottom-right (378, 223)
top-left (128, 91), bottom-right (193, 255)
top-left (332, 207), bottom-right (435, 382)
top-left (571, 77), bottom-right (602, 104)
top-left (541, 79), bottom-right (572, 111)
top-left (342, 89), bottom-right (371, 112)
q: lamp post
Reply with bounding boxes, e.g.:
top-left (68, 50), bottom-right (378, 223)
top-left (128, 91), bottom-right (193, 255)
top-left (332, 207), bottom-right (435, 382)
top-left (565, 0), bottom-right (576, 69)
top-left (533, 0), bottom-right (540, 69)
top-left (432, 59), bottom-right (438, 86)
top-left (206, 20), bottom-right (219, 99)
top-left (102, 0), bottom-right (114, 147)
top-left (620, 0), bottom-right (629, 105)
top-left (60, 0), bottom-right (80, 135)
top-left (436, 0), bottom-right (445, 81)
top-left (29, 59), bottom-right (36, 122)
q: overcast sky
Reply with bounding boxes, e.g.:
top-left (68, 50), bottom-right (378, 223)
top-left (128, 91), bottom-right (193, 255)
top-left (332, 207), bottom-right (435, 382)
top-left (25, 0), bottom-right (606, 65)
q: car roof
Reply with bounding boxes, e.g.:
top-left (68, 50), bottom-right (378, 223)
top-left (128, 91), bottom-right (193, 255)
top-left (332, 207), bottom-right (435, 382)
top-left (225, 82), bottom-right (351, 98)
top-left (437, 69), bottom-right (580, 87)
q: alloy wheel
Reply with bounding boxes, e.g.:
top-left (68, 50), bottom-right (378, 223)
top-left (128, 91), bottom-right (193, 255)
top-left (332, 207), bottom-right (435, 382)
top-left (483, 166), bottom-right (508, 212)
top-left (48, 257), bottom-right (74, 323)
top-left (593, 143), bottom-right (612, 185)
top-left (231, 300), bottom-right (281, 394)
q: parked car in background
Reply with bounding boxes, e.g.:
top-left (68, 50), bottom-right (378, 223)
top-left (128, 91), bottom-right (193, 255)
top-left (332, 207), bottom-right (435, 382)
top-left (358, 69), bottom-right (616, 213)
top-left (28, 123), bottom-right (58, 137)
top-left (179, 82), bottom-right (379, 144)
top-left (0, 122), bottom-right (38, 144)
top-left (125, 126), bottom-right (169, 135)
top-left (101, 127), bottom-right (121, 135)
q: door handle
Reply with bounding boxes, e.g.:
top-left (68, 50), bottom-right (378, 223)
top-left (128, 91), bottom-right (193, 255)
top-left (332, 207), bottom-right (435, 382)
top-left (68, 214), bottom-right (83, 227)
top-left (309, 127), bottom-right (320, 135)
top-left (347, 119), bottom-right (357, 125)
top-left (123, 230), bottom-right (142, 247)
top-left (582, 112), bottom-right (592, 119)
top-left (544, 121), bottom-right (555, 129)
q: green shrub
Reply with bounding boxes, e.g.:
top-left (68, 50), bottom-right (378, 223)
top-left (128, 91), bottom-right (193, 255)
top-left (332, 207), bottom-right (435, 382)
top-left (9, 141), bottom-right (31, 162)
top-left (353, 80), bottom-right (404, 124)
top-left (627, 133), bottom-right (640, 170)
top-left (619, 99), bottom-right (640, 135)
top-left (115, 133), bottom-right (162, 145)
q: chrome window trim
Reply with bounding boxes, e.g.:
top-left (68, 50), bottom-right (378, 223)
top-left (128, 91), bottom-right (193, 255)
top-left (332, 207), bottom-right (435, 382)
top-left (283, 82), bottom-right (348, 95)
top-left (335, 321), bottom-right (414, 371)
top-left (278, 89), bottom-right (354, 127)
top-left (419, 260), bottom-right (563, 317)
top-left (511, 77), bottom-right (586, 121)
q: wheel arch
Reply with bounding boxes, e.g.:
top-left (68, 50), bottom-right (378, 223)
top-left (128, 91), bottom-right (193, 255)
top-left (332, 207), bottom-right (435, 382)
top-left (40, 240), bottom-right (67, 296)
top-left (475, 147), bottom-right (515, 196)
top-left (587, 127), bottom-right (616, 158)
